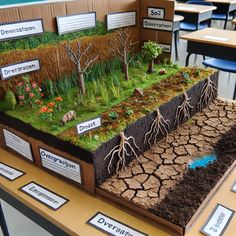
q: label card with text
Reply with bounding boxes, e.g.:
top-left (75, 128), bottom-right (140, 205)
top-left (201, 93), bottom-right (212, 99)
top-left (148, 7), bottom-right (165, 19)
top-left (0, 163), bottom-right (24, 181)
top-left (0, 59), bottom-right (40, 80)
top-left (143, 18), bottom-right (173, 31)
top-left (39, 148), bottom-right (82, 184)
top-left (0, 19), bottom-right (44, 41)
top-left (3, 129), bottom-right (33, 161)
top-left (20, 182), bottom-right (68, 210)
top-left (87, 212), bottom-right (148, 236)
top-left (201, 204), bottom-right (235, 236)
top-left (231, 181), bottom-right (236, 193)
top-left (76, 117), bottom-right (101, 135)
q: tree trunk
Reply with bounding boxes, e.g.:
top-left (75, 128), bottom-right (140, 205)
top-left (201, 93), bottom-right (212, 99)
top-left (78, 72), bottom-right (86, 95)
top-left (124, 63), bottom-right (129, 81)
top-left (147, 59), bottom-right (154, 74)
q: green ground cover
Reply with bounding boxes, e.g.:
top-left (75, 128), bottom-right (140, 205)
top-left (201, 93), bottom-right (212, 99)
top-left (0, 21), bottom-right (107, 53)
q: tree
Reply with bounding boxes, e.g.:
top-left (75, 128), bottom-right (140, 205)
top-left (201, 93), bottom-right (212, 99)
top-left (65, 42), bottom-right (98, 95)
top-left (142, 41), bottom-right (162, 74)
top-left (114, 27), bottom-right (139, 81)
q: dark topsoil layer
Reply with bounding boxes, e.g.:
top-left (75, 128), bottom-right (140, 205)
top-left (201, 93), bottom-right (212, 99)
top-left (150, 124), bottom-right (236, 227)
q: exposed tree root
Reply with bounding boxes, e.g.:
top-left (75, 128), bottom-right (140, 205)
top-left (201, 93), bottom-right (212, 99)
top-left (104, 132), bottom-right (140, 174)
top-left (197, 77), bottom-right (217, 111)
top-left (144, 108), bottom-right (170, 147)
top-left (174, 92), bottom-right (193, 127)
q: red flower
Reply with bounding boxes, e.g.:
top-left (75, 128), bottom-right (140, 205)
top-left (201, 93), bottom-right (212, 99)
top-left (40, 93), bottom-right (44, 98)
top-left (40, 106), bottom-right (48, 113)
top-left (18, 95), bottom-right (25, 100)
top-left (47, 102), bottom-right (55, 108)
top-left (55, 96), bottom-right (63, 102)
top-left (25, 87), bottom-right (31, 92)
top-left (32, 83), bottom-right (37, 89)
top-left (29, 93), bottom-right (34, 98)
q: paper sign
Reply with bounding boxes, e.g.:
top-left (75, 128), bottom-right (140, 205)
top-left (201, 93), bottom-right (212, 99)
top-left (20, 182), bottom-right (68, 210)
top-left (176, 6), bottom-right (197, 11)
top-left (39, 148), bottom-right (82, 184)
top-left (0, 163), bottom-right (24, 181)
top-left (0, 19), bottom-right (44, 41)
top-left (201, 204), bottom-right (235, 236)
top-left (203, 35), bottom-right (228, 41)
top-left (148, 7), bottom-right (165, 19)
top-left (231, 181), bottom-right (236, 193)
top-left (158, 43), bottom-right (171, 53)
top-left (88, 212), bottom-right (148, 236)
top-left (3, 129), bottom-right (33, 161)
top-left (56, 12), bottom-right (96, 35)
top-left (76, 117), bottom-right (101, 135)
top-left (107, 11), bottom-right (136, 30)
top-left (143, 19), bottom-right (173, 31)
top-left (0, 59), bottom-right (40, 80)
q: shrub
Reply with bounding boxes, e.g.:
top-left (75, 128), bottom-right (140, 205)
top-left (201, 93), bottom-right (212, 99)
top-left (4, 89), bottom-right (17, 110)
top-left (109, 111), bottom-right (118, 120)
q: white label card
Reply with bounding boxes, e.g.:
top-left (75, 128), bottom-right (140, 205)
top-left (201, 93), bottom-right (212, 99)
top-left (231, 181), bottom-right (236, 193)
top-left (201, 204), bottom-right (235, 236)
top-left (0, 59), bottom-right (40, 80)
top-left (3, 129), bottom-right (33, 161)
top-left (0, 163), bottom-right (24, 181)
top-left (158, 43), bottom-right (171, 53)
top-left (107, 11), bottom-right (136, 30)
top-left (88, 212), bottom-right (148, 236)
top-left (56, 12), bottom-right (96, 35)
top-left (76, 117), bottom-right (101, 135)
top-left (148, 7), bottom-right (165, 19)
top-left (39, 148), bottom-right (82, 184)
top-left (20, 182), bottom-right (68, 210)
top-left (0, 19), bottom-right (44, 41)
top-left (143, 19), bottom-right (173, 31)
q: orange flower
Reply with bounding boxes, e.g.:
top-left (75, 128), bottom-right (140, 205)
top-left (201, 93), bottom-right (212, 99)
top-left (55, 96), bottom-right (63, 102)
top-left (47, 108), bottom-right (53, 113)
top-left (47, 102), bottom-right (55, 108)
top-left (40, 106), bottom-right (48, 113)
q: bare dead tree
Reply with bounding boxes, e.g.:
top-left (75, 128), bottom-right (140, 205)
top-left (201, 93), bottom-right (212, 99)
top-left (104, 132), bottom-right (140, 174)
top-left (197, 77), bottom-right (217, 111)
top-left (174, 92), bottom-right (193, 127)
top-left (65, 42), bottom-right (98, 95)
top-left (144, 108), bottom-right (170, 147)
top-left (114, 27), bottom-right (139, 81)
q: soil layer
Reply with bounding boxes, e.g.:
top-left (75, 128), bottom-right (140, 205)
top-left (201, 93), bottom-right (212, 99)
top-left (100, 98), bottom-right (236, 227)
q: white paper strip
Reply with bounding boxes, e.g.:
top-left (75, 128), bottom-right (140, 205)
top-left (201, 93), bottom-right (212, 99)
top-left (0, 163), bottom-right (24, 180)
top-left (203, 35), bottom-right (228, 41)
top-left (3, 129), bottom-right (33, 161)
top-left (20, 182), bottom-right (68, 210)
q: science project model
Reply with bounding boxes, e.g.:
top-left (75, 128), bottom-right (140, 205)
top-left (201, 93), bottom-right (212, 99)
top-left (0, 0), bottom-right (235, 235)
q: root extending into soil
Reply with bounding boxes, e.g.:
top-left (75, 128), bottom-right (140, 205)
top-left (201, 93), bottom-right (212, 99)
top-left (144, 108), bottom-right (170, 147)
top-left (197, 77), bottom-right (217, 111)
top-left (175, 92), bottom-right (193, 127)
top-left (104, 132), bottom-right (140, 174)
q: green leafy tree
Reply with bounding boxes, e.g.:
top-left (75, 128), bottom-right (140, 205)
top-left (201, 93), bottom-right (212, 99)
top-left (142, 41), bottom-right (162, 74)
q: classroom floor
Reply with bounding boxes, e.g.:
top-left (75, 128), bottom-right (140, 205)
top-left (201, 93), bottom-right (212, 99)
top-left (1, 21), bottom-right (236, 236)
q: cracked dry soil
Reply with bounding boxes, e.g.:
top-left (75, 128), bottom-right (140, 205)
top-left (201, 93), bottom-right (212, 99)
top-left (100, 98), bottom-right (236, 214)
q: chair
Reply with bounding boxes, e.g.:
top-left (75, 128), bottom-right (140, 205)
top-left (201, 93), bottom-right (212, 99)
top-left (180, 0), bottom-right (214, 31)
top-left (202, 58), bottom-right (236, 100)
top-left (212, 6), bottom-right (234, 29)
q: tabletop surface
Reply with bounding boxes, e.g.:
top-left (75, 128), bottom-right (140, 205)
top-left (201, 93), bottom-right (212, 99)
top-left (174, 14), bottom-right (184, 22)
top-left (175, 3), bottom-right (217, 13)
top-left (0, 148), bottom-right (171, 236)
top-left (180, 27), bottom-right (236, 48)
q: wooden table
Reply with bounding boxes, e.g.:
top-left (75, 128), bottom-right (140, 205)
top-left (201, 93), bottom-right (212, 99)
top-left (0, 148), bottom-right (171, 236)
top-left (180, 28), bottom-right (236, 66)
top-left (175, 3), bottom-right (216, 30)
top-left (206, 0), bottom-right (236, 29)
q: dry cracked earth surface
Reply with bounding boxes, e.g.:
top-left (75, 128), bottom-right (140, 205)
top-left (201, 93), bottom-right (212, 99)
top-left (100, 98), bottom-right (236, 209)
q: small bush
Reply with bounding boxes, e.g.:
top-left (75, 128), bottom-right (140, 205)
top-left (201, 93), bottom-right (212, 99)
top-left (109, 111), bottom-right (118, 120)
top-left (4, 89), bottom-right (16, 110)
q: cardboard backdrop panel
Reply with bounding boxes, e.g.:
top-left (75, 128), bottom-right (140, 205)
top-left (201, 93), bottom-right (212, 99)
top-left (0, 0), bottom-right (140, 32)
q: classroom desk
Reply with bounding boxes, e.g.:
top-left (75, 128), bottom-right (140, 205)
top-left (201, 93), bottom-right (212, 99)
top-left (206, 0), bottom-right (236, 29)
top-left (0, 148), bottom-right (172, 236)
top-left (175, 3), bottom-right (216, 30)
top-left (180, 28), bottom-right (236, 66)
top-left (173, 14), bottom-right (184, 61)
